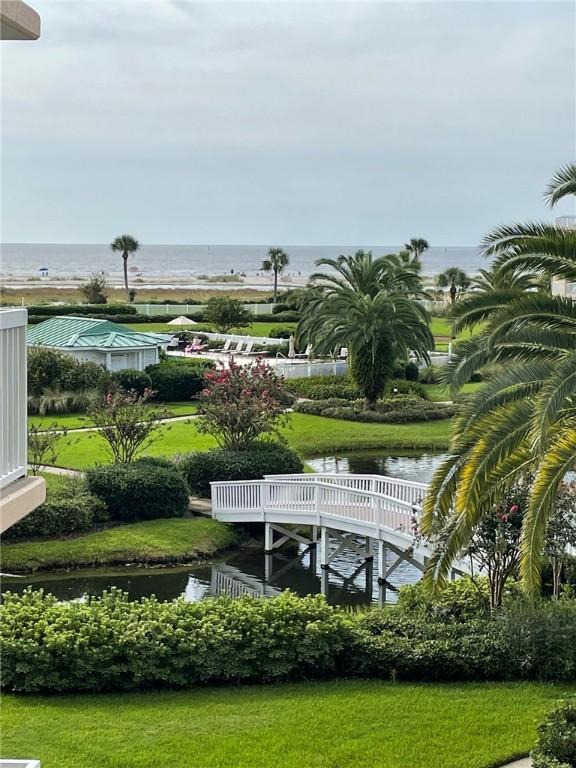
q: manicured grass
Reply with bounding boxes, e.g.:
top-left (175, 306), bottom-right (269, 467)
top-left (28, 401), bottom-right (199, 430)
top-left (1, 680), bottom-right (571, 768)
top-left (48, 414), bottom-right (453, 470)
top-left (0, 517), bottom-right (235, 572)
top-left (126, 321), bottom-right (296, 337)
top-left (422, 381), bottom-right (483, 402)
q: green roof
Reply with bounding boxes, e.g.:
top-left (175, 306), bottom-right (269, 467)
top-left (27, 316), bottom-right (170, 350)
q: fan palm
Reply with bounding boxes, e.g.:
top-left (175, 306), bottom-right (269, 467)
top-left (436, 267), bottom-right (470, 303)
top-left (298, 250), bottom-right (434, 408)
top-left (422, 162), bottom-right (576, 597)
top-left (111, 234), bottom-right (140, 301)
top-left (405, 237), bottom-right (430, 263)
top-left (262, 247), bottom-right (289, 303)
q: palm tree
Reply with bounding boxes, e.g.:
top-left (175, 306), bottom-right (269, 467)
top-left (262, 247), bottom-right (289, 303)
top-left (421, 162), bottom-right (576, 597)
top-left (111, 234), bottom-right (140, 301)
top-left (298, 250), bottom-right (434, 408)
top-left (436, 267), bottom-right (470, 303)
top-left (405, 237), bottom-right (430, 263)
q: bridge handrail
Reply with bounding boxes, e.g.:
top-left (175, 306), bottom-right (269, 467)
top-left (211, 478), bottom-right (421, 512)
top-left (266, 473), bottom-right (429, 491)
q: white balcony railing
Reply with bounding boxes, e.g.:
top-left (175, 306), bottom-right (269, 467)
top-left (0, 309), bottom-right (28, 490)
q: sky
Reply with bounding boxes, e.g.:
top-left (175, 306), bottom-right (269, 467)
top-left (1, 0), bottom-right (575, 246)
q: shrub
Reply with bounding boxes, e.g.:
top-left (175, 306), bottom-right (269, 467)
top-left (0, 589), bottom-right (351, 693)
top-left (293, 397), bottom-right (455, 424)
top-left (146, 361), bottom-right (208, 401)
top-left (257, 311), bottom-right (299, 323)
top-left (385, 379), bottom-right (427, 398)
top-left (404, 361), bottom-right (420, 382)
top-left (469, 371), bottom-right (484, 383)
top-left (28, 347), bottom-right (109, 396)
top-left (4, 479), bottom-right (108, 540)
top-left (287, 376), bottom-right (360, 401)
top-left (531, 701), bottom-right (576, 768)
top-left (179, 443), bottom-right (303, 497)
top-left (418, 365), bottom-right (443, 384)
top-left (112, 368), bottom-right (152, 396)
top-left (86, 462), bottom-right (190, 521)
top-left (269, 326), bottom-right (295, 339)
top-left (203, 297), bottom-right (251, 333)
top-left (29, 304), bottom-right (137, 316)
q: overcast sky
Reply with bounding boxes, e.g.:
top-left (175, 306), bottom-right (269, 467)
top-left (1, 0), bottom-right (575, 245)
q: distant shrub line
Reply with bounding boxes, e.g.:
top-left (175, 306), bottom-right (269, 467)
top-left (294, 396), bottom-right (456, 424)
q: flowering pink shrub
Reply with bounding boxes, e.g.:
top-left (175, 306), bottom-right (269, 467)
top-left (198, 358), bottom-right (289, 449)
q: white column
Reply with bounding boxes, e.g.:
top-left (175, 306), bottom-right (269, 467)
top-left (320, 527), bottom-right (330, 569)
top-left (264, 523), bottom-right (274, 553)
top-left (377, 540), bottom-right (387, 583)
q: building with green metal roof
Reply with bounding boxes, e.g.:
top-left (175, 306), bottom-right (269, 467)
top-left (27, 316), bottom-right (172, 372)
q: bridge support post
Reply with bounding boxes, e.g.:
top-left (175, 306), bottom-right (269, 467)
top-left (264, 523), bottom-right (274, 554)
top-left (320, 526), bottom-right (330, 569)
top-left (365, 536), bottom-right (374, 561)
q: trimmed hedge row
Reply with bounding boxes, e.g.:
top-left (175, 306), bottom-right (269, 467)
top-left (287, 376), bottom-right (427, 401)
top-left (531, 701), bottom-right (576, 768)
top-left (2, 590), bottom-right (575, 693)
top-left (179, 443), bottom-right (303, 497)
top-left (145, 359), bottom-right (212, 401)
top-left (29, 304), bottom-right (137, 316)
top-left (86, 461), bottom-right (190, 522)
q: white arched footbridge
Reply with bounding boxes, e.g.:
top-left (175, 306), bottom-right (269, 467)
top-left (211, 473), bottom-right (469, 585)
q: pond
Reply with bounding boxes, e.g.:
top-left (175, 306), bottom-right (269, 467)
top-left (3, 451), bottom-right (448, 607)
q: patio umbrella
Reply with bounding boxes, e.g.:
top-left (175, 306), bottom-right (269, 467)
top-left (167, 315), bottom-right (198, 328)
top-left (288, 334), bottom-right (296, 359)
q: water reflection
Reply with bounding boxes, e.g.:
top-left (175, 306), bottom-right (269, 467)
top-left (3, 451), bottom-right (439, 607)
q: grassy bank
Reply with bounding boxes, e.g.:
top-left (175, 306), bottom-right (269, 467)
top-left (47, 413), bottom-right (453, 470)
top-left (5, 286), bottom-right (274, 304)
top-left (28, 401), bottom-right (199, 430)
top-left (1, 680), bottom-right (569, 768)
top-left (0, 518), bottom-right (235, 572)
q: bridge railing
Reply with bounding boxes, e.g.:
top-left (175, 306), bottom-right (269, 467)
top-left (211, 478), bottom-right (419, 534)
top-left (265, 473), bottom-right (428, 507)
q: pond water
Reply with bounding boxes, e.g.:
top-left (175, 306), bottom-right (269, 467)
top-left (3, 451), bottom-right (448, 607)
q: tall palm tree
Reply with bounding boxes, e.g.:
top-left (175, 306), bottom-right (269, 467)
top-left (405, 237), bottom-right (430, 263)
top-left (298, 250), bottom-right (434, 408)
top-left (262, 247), bottom-right (289, 303)
top-left (111, 234), bottom-right (140, 301)
top-left (422, 162), bottom-right (576, 597)
top-left (436, 267), bottom-right (470, 303)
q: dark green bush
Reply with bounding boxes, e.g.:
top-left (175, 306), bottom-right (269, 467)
top-left (4, 480), bottom-right (108, 540)
top-left (531, 701), bottom-right (576, 768)
top-left (146, 360), bottom-right (210, 401)
top-left (112, 368), bottom-right (152, 396)
top-left (86, 463), bottom-right (190, 521)
top-left (418, 365), bottom-right (443, 384)
top-left (28, 347), bottom-right (109, 396)
top-left (404, 361), bottom-right (420, 382)
top-left (0, 589), bottom-right (351, 692)
top-left (287, 376), bottom-right (360, 401)
top-left (469, 371), bottom-right (484, 383)
top-left (179, 443), bottom-right (303, 497)
top-left (293, 396), bottom-right (455, 424)
top-left (385, 379), bottom-right (427, 398)
top-left (256, 311), bottom-right (299, 323)
top-left (29, 304), bottom-right (136, 316)
top-left (269, 326), bottom-right (295, 339)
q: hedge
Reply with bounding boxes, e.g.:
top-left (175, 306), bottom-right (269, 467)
top-left (0, 590), bottom-right (349, 692)
top-left (86, 462), bottom-right (190, 521)
top-left (2, 590), bottom-right (576, 693)
top-left (287, 376), bottom-right (427, 401)
top-left (294, 396), bottom-right (455, 424)
top-left (145, 360), bottom-right (211, 401)
top-left (3, 482), bottom-right (108, 540)
top-left (179, 443), bottom-right (303, 497)
top-left (29, 304), bottom-right (137, 316)
top-left (111, 368), bottom-right (152, 396)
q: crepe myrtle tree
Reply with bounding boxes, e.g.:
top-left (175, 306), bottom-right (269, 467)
top-left (197, 358), bottom-right (289, 450)
top-left (111, 234), bottom-right (140, 302)
top-left (89, 389), bottom-right (170, 463)
top-left (28, 424), bottom-right (69, 475)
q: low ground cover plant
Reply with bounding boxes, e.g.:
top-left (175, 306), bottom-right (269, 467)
top-left (86, 460), bottom-right (190, 521)
top-left (179, 442), bottom-right (303, 497)
top-left (294, 395), bottom-right (455, 424)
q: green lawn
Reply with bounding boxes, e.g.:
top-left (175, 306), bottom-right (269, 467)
top-left (422, 381), bottom-right (483, 402)
top-left (1, 680), bottom-right (570, 768)
top-left (28, 401), bottom-right (199, 430)
top-left (48, 413), bottom-right (454, 470)
top-left (0, 517), bottom-right (235, 572)
top-left (126, 321), bottom-right (296, 337)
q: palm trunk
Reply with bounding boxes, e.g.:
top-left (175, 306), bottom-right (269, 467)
top-left (273, 269), bottom-right (278, 303)
top-left (450, 281), bottom-right (457, 304)
top-left (123, 253), bottom-right (129, 300)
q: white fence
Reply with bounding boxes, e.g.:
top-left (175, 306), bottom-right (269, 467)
top-left (133, 303), bottom-right (275, 316)
top-left (274, 360), bottom-right (349, 378)
top-left (0, 309), bottom-right (28, 490)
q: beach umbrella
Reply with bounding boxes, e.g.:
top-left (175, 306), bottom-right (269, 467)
top-left (288, 334), bottom-right (296, 359)
top-left (167, 315), bottom-right (198, 327)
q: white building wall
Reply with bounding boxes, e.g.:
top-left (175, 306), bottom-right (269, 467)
top-left (552, 216), bottom-right (576, 298)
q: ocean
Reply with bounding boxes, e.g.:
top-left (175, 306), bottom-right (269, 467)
top-left (0, 243), bottom-right (488, 280)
